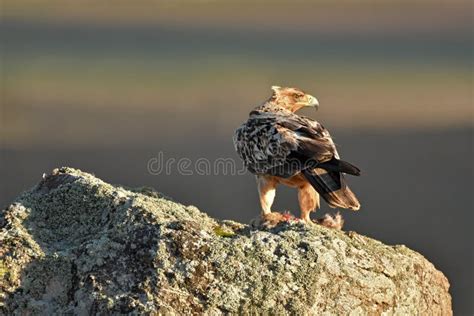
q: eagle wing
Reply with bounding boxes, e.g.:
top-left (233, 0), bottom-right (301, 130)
top-left (233, 112), bottom-right (337, 177)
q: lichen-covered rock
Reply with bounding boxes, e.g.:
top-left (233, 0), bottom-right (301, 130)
top-left (0, 167), bottom-right (452, 315)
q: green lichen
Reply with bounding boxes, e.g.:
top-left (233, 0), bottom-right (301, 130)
top-left (213, 225), bottom-right (235, 238)
top-left (0, 261), bottom-right (7, 280)
top-left (0, 167), bottom-right (452, 315)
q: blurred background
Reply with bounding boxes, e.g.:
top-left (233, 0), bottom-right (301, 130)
top-left (1, 0), bottom-right (472, 313)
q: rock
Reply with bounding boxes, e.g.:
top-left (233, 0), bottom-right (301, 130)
top-left (0, 167), bottom-right (452, 315)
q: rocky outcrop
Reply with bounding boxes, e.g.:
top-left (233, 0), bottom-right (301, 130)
top-left (0, 167), bottom-right (451, 314)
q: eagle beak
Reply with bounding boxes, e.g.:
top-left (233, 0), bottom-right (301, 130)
top-left (307, 95), bottom-right (319, 109)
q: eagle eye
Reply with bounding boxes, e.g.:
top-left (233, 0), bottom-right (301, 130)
top-left (293, 93), bottom-right (303, 100)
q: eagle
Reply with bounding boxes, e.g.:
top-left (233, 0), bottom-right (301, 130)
top-left (233, 86), bottom-right (360, 228)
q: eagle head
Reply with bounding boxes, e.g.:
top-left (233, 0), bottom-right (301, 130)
top-left (270, 86), bottom-right (319, 113)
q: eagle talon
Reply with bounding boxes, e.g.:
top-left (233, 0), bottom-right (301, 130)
top-left (260, 212), bottom-right (292, 228)
top-left (300, 217), bottom-right (315, 225)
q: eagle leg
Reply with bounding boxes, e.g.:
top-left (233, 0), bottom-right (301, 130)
top-left (298, 183), bottom-right (319, 223)
top-left (256, 175), bottom-right (290, 227)
top-left (256, 175), bottom-right (277, 216)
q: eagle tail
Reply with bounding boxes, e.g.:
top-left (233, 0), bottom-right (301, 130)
top-left (302, 168), bottom-right (360, 210)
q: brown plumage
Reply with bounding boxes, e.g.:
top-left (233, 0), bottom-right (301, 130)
top-left (233, 86), bottom-right (361, 228)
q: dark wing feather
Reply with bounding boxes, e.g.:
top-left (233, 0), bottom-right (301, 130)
top-left (303, 168), bottom-right (361, 210)
top-left (276, 114), bottom-right (338, 165)
top-left (234, 112), bottom-right (337, 177)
